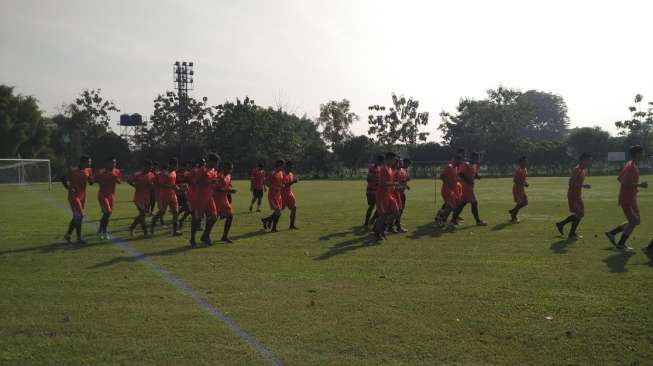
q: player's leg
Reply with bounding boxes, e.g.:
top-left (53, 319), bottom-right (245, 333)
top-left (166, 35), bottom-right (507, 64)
top-left (200, 199), bottom-right (218, 245)
top-left (150, 205), bottom-right (167, 234)
top-left (256, 191), bottom-right (263, 211)
top-left (556, 214), bottom-right (576, 236)
top-left (289, 207), bottom-right (298, 229)
top-left (220, 214), bottom-right (233, 243)
top-left (364, 193), bottom-right (375, 228)
top-left (271, 209), bottom-right (282, 232)
top-left (450, 202), bottom-right (466, 225)
top-left (616, 207), bottom-right (639, 251)
top-left (568, 212), bottom-right (583, 239)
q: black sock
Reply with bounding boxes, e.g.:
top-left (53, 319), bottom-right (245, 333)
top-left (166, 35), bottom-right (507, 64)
top-left (271, 213), bottom-right (280, 231)
top-left (471, 202), bottom-right (481, 223)
top-left (365, 206), bottom-right (374, 226)
top-left (66, 220), bottom-right (75, 236)
top-left (222, 217), bottom-right (232, 239)
top-left (609, 226), bottom-right (624, 235)
top-left (74, 219), bottom-right (82, 240)
top-left (203, 217), bottom-right (217, 239)
top-left (617, 233), bottom-right (630, 246)
top-left (559, 215), bottom-right (576, 227)
top-left (569, 217), bottom-right (581, 236)
top-left (290, 209), bottom-right (296, 227)
top-left (190, 217), bottom-right (199, 243)
top-left (452, 203), bottom-right (466, 222)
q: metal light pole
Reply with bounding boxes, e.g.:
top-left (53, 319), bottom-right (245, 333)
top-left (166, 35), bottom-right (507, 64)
top-left (173, 61), bottom-right (194, 159)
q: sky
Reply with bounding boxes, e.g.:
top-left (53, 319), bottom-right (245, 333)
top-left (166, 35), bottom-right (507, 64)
top-left (2, 0), bottom-right (653, 140)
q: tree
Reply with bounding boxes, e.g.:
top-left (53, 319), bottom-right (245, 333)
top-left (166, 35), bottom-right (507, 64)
top-left (87, 132), bottom-right (132, 169)
top-left (615, 94), bottom-right (653, 152)
top-left (68, 89), bottom-right (120, 131)
top-left (368, 93), bottom-right (429, 145)
top-left (317, 99), bottom-right (358, 149)
top-left (566, 126), bottom-right (612, 160)
top-left (518, 90), bottom-right (569, 141)
top-left (0, 85), bottom-right (49, 158)
top-left (439, 86), bottom-right (534, 164)
top-left (133, 92), bottom-right (213, 158)
top-left (334, 135), bottom-right (379, 175)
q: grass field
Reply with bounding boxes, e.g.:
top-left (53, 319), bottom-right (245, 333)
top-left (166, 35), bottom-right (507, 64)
top-left (1, 176), bottom-right (652, 365)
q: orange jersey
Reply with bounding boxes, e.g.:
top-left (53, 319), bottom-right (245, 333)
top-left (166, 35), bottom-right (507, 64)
top-left (568, 165), bottom-right (586, 199)
top-left (618, 160), bottom-right (639, 207)
top-left (282, 171), bottom-right (295, 196)
top-left (194, 167), bottom-right (218, 200)
top-left (251, 168), bottom-right (266, 190)
top-left (268, 170), bottom-right (284, 192)
top-left (459, 163), bottom-right (477, 188)
top-left (67, 167), bottom-right (93, 200)
top-left (513, 167), bottom-right (528, 187)
top-left (396, 168), bottom-right (409, 192)
top-left (131, 171), bottom-right (156, 204)
top-left (95, 168), bottom-right (121, 196)
top-left (441, 162), bottom-right (458, 191)
top-left (157, 170), bottom-right (177, 194)
top-left (366, 165), bottom-right (380, 192)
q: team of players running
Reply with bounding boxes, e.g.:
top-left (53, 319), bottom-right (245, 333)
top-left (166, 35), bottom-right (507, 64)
top-left (61, 154), bottom-right (298, 247)
top-left (61, 145), bottom-right (651, 254)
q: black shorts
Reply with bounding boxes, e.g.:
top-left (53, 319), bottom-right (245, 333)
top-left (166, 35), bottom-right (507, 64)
top-left (366, 191), bottom-right (376, 206)
top-left (252, 189), bottom-right (263, 199)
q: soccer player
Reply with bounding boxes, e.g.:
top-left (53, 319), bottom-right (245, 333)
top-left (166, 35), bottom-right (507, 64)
top-left (61, 155), bottom-right (94, 244)
top-left (509, 156), bottom-right (529, 223)
top-left (149, 161), bottom-right (158, 216)
top-left (605, 145), bottom-right (648, 252)
top-left (555, 153), bottom-right (592, 240)
top-left (190, 153), bottom-right (220, 247)
top-left (151, 158), bottom-right (181, 236)
top-left (451, 151), bottom-right (486, 226)
top-left (392, 157), bottom-right (410, 233)
top-left (371, 152), bottom-right (400, 240)
top-left (262, 160), bottom-right (285, 232)
top-left (214, 161), bottom-right (237, 243)
top-left (364, 155), bottom-right (384, 229)
top-left (176, 161), bottom-right (192, 230)
top-left (434, 153), bottom-right (462, 228)
top-left (94, 157), bottom-right (122, 239)
top-left (128, 160), bottom-right (156, 238)
top-left (283, 160), bottom-right (299, 230)
top-left (249, 162), bottom-right (266, 212)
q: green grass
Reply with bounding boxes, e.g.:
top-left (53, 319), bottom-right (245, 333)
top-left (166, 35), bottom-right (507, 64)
top-left (1, 176), bottom-right (652, 365)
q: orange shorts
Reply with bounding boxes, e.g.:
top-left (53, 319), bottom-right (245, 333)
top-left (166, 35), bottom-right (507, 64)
top-left (68, 195), bottom-right (86, 217)
top-left (157, 190), bottom-right (179, 211)
top-left (214, 194), bottom-right (233, 217)
top-left (461, 184), bottom-right (476, 203)
top-left (513, 186), bottom-right (527, 204)
top-left (441, 188), bottom-right (459, 209)
top-left (567, 193), bottom-right (583, 214)
top-left (98, 193), bottom-right (115, 214)
top-left (376, 191), bottom-right (400, 215)
top-left (269, 191), bottom-right (283, 211)
top-left (194, 196), bottom-right (217, 220)
top-left (621, 204), bottom-right (640, 223)
top-left (283, 192), bottom-right (296, 210)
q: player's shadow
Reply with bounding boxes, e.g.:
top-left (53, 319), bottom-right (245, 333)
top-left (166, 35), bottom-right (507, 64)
top-left (314, 236), bottom-right (378, 260)
top-left (491, 222), bottom-right (516, 231)
top-left (408, 222), bottom-right (448, 240)
top-left (319, 226), bottom-right (367, 241)
top-left (87, 245), bottom-right (192, 269)
top-left (0, 240), bottom-right (109, 255)
top-left (230, 229), bottom-right (269, 241)
top-left (603, 249), bottom-right (635, 273)
top-left (550, 238), bottom-right (574, 254)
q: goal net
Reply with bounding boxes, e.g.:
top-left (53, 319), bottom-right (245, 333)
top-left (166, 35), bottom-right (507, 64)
top-left (0, 159), bottom-right (52, 190)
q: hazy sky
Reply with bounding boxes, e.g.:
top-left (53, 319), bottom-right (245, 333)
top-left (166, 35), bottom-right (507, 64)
top-left (2, 0), bottom-right (652, 139)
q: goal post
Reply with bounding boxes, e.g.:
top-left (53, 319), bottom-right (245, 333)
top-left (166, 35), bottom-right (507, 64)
top-left (0, 159), bottom-right (52, 190)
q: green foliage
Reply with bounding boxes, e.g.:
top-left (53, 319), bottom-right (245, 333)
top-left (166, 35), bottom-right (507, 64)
top-left (615, 94), bottom-right (653, 151)
top-left (368, 93), bottom-right (429, 145)
top-left (86, 132), bottom-right (132, 169)
top-left (0, 85), bottom-right (49, 158)
top-left (518, 90), bottom-right (570, 141)
top-left (318, 99), bottom-right (358, 150)
top-left (333, 135), bottom-right (379, 173)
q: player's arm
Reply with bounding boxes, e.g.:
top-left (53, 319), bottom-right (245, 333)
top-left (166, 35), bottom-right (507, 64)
top-left (60, 174), bottom-right (71, 191)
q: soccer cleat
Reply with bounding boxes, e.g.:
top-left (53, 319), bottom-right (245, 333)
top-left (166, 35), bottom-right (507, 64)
top-left (555, 222), bottom-right (564, 236)
top-left (476, 221), bottom-right (488, 226)
top-left (76, 239), bottom-right (87, 245)
top-left (396, 227), bottom-right (408, 233)
top-left (289, 225), bottom-right (299, 230)
top-left (249, 205), bottom-right (253, 212)
top-left (64, 234), bottom-right (72, 244)
top-left (261, 218), bottom-right (270, 230)
top-left (220, 237), bottom-right (233, 244)
top-left (567, 234), bottom-right (582, 241)
top-left (616, 244), bottom-right (635, 253)
top-left (189, 240), bottom-right (197, 248)
top-left (387, 227), bottom-right (397, 234)
top-left (200, 235), bottom-right (212, 246)
top-left (605, 232), bottom-right (617, 247)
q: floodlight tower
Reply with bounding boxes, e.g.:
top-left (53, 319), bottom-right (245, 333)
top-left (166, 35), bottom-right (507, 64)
top-left (173, 61), bottom-right (194, 159)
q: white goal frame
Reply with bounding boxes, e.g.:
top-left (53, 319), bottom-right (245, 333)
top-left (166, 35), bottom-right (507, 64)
top-left (0, 158), bottom-right (52, 190)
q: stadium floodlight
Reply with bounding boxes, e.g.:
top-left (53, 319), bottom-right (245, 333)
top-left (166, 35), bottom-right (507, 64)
top-left (173, 60), bottom-right (195, 159)
top-left (0, 158), bottom-right (52, 190)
